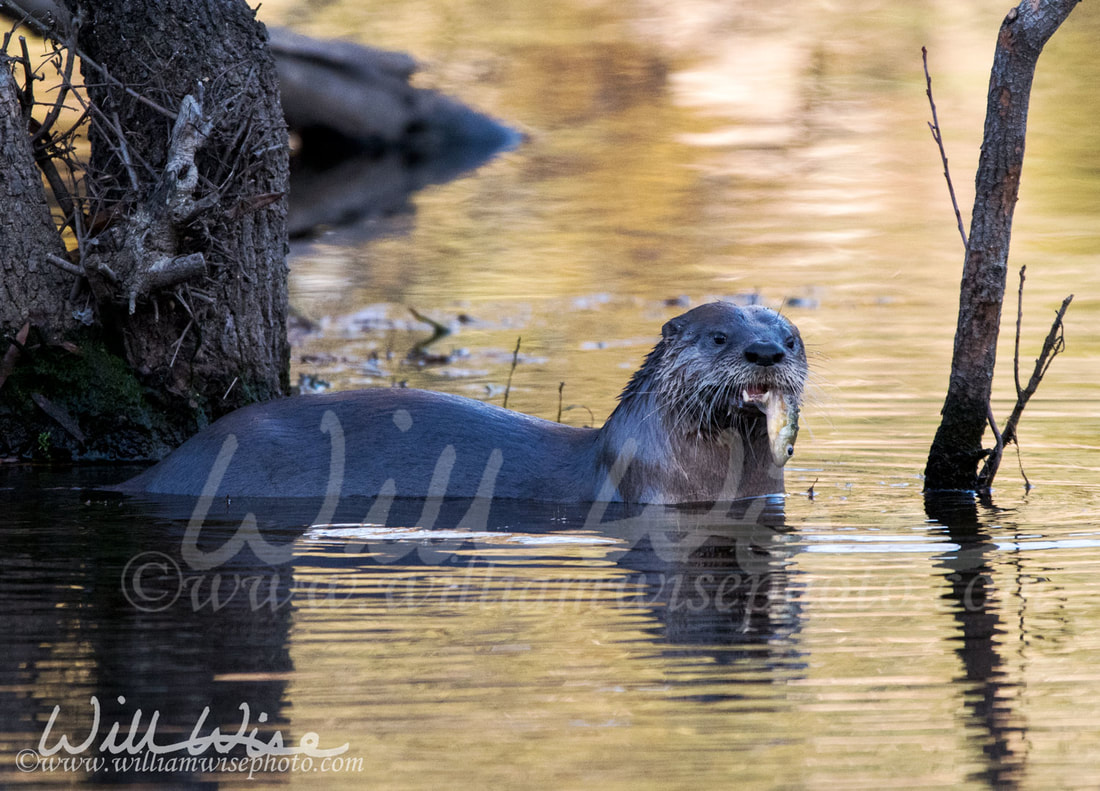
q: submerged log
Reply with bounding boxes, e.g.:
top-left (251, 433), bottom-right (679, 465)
top-left (270, 27), bottom-right (421, 145)
top-left (270, 28), bottom-right (520, 235)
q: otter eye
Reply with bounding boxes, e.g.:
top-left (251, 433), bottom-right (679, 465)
top-left (784, 336), bottom-right (796, 350)
top-left (711, 332), bottom-right (727, 346)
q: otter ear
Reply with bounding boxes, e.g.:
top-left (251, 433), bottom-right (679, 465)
top-left (661, 318), bottom-right (684, 341)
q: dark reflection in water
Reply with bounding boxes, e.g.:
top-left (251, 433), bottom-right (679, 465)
top-left (288, 101), bottom-right (521, 237)
top-left (1, 468), bottom-right (301, 787)
top-left (2, 460), bottom-right (807, 785)
top-left (927, 492), bottom-right (1027, 791)
top-left (604, 503), bottom-right (803, 674)
top-left (141, 488), bottom-right (808, 691)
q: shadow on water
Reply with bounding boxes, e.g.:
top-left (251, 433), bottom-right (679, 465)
top-left (925, 491), bottom-right (1027, 791)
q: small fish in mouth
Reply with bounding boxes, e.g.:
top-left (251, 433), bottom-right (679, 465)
top-left (742, 387), bottom-right (800, 467)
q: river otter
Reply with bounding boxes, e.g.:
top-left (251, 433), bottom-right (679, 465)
top-left (116, 302), bottom-right (807, 503)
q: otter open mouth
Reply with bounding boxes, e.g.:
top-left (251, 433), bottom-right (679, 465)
top-left (741, 387), bottom-right (800, 467)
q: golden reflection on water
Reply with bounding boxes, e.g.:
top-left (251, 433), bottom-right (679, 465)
top-left (268, 0), bottom-right (1100, 446)
top-left (282, 492), bottom-right (1100, 790)
top-left (251, 0), bottom-right (1100, 788)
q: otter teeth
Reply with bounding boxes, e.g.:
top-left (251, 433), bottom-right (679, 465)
top-left (742, 386), bottom-right (768, 404)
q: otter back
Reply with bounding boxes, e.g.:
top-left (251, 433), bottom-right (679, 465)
top-left (117, 389), bottom-right (601, 501)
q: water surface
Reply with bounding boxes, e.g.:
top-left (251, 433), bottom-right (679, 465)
top-left (4, 0), bottom-right (1100, 788)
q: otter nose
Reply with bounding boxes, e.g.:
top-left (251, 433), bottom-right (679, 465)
top-left (744, 340), bottom-right (786, 367)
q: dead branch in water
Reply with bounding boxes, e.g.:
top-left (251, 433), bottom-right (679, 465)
top-left (923, 0), bottom-right (1081, 493)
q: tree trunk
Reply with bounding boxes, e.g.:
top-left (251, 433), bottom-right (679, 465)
top-left (0, 67), bottom-right (73, 331)
top-left (924, 0), bottom-right (1080, 491)
top-left (0, 0), bottom-right (290, 460)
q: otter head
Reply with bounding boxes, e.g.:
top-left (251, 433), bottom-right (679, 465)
top-left (628, 301), bottom-right (808, 466)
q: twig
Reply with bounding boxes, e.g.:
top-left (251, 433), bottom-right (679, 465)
top-left (4, 0), bottom-right (176, 120)
top-left (173, 289), bottom-right (196, 319)
top-left (922, 46), bottom-right (968, 251)
top-left (567, 404), bottom-right (596, 427)
top-left (111, 110), bottom-right (139, 191)
top-left (977, 404), bottom-right (1004, 490)
top-left (30, 35), bottom-right (76, 144)
top-left (1013, 265), bottom-right (1026, 396)
top-left (18, 36), bottom-right (34, 112)
top-left (1002, 291), bottom-right (1073, 447)
top-left (34, 142), bottom-right (78, 228)
top-left (44, 252), bottom-right (82, 277)
top-left (66, 85), bottom-right (156, 183)
top-left (407, 306), bottom-right (451, 357)
top-left (13, 36), bottom-right (87, 234)
top-left (168, 317), bottom-right (194, 369)
top-left (502, 336), bottom-right (521, 409)
top-left (556, 381), bottom-right (564, 423)
top-left (1014, 442), bottom-right (1032, 493)
top-left (71, 194), bottom-right (88, 266)
top-left (976, 273), bottom-right (1073, 490)
top-left (0, 0), bottom-right (72, 39)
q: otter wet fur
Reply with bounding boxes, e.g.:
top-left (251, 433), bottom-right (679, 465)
top-left (116, 302), bottom-right (808, 504)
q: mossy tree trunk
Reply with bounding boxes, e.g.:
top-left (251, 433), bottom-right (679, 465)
top-left (0, 0), bottom-right (290, 460)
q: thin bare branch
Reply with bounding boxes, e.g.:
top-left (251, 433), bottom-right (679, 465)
top-left (79, 53), bottom-right (177, 119)
top-left (17, 35), bottom-right (33, 111)
top-left (111, 110), bottom-right (139, 191)
top-left (1002, 293), bottom-right (1073, 447)
top-left (68, 89), bottom-right (156, 182)
top-left (3, 0), bottom-right (177, 119)
top-left (30, 34), bottom-right (75, 144)
top-left (922, 46), bottom-right (968, 251)
top-left (977, 405), bottom-right (1004, 491)
top-left (977, 285), bottom-right (1073, 490)
top-left (1014, 442), bottom-right (1032, 492)
top-left (35, 147), bottom-right (77, 228)
top-left (502, 337), bottom-right (521, 410)
top-left (168, 317), bottom-right (194, 369)
top-left (1014, 266), bottom-right (1026, 396)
